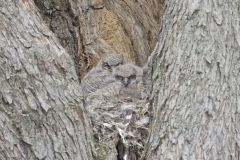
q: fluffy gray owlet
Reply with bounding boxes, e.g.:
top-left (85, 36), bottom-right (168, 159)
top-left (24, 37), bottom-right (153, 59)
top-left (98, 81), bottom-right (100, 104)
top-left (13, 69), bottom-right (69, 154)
top-left (113, 64), bottom-right (144, 99)
top-left (100, 53), bottom-right (124, 72)
top-left (82, 53), bottom-right (124, 95)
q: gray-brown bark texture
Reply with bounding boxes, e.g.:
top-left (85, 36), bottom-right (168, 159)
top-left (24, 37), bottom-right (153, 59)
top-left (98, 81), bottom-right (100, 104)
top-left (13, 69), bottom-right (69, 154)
top-left (143, 0), bottom-right (240, 160)
top-left (102, 0), bottom-right (163, 66)
top-left (0, 1), bottom-right (94, 159)
top-left (33, 0), bottom-right (164, 78)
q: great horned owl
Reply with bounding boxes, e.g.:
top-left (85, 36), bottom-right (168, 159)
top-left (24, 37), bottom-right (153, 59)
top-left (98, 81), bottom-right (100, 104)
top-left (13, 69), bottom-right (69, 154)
top-left (98, 53), bottom-right (124, 72)
top-left (82, 53), bottom-right (124, 95)
top-left (113, 64), bottom-right (144, 99)
top-left (83, 62), bottom-right (150, 160)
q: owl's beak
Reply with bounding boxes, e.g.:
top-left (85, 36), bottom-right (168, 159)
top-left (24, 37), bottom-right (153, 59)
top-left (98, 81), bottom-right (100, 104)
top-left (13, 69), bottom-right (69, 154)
top-left (123, 77), bottom-right (129, 87)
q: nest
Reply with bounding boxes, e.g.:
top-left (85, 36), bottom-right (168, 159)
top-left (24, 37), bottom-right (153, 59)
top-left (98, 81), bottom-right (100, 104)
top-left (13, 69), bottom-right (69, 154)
top-left (85, 90), bottom-right (152, 159)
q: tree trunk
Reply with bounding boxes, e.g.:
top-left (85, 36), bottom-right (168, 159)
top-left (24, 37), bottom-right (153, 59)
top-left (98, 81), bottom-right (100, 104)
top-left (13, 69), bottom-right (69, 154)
top-left (143, 0), bottom-right (240, 159)
top-left (0, 1), bottom-right (94, 159)
top-left (94, 0), bottom-right (164, 66)
top-left (33, 0), bottom-right (164, 78)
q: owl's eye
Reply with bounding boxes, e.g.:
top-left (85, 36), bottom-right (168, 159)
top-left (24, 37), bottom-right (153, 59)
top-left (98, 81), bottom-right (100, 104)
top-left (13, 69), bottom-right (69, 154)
top-left (117, 62), bottom-right (123, 66)
top-left (115, 75), bottom-right (123, 80)
top-left (103, 63), bottom-right (111, 71)
top-left (129, 75), bottom-right (136, 80)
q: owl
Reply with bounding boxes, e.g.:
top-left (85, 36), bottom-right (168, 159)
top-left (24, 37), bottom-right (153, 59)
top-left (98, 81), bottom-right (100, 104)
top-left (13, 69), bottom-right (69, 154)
top-left (99, 53), bottom-right (124, 72)
top-left (81, 53), bottom-right (124, 95)
top-left (83, 62), bottom-right (148, 160)
top-left (113, 64), bottom-right (144, 99)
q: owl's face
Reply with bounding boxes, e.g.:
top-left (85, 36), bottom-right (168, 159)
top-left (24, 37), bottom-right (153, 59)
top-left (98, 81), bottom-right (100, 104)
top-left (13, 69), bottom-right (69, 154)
top-left (102, 53), bottom-right (124, 72)
top-left (114, 65), bottom-right (137, 87)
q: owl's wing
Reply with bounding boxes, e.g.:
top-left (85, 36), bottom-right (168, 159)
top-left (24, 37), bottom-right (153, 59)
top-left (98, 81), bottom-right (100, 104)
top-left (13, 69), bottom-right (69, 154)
top-left (82, 69), bottom-right (115, 95)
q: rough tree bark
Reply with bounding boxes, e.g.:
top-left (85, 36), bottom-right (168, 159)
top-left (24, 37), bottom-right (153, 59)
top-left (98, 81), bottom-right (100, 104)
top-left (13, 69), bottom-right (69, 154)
top-left (143, 0), bottom-right (240, 160)
top-left (33, 0), bottom-right (164, 78)
top-left (0, 1), bottom-right (94, 159)
top-left (102, 0), bottom-right (163, 66)
top-left (2, 0), bottom-right (239, 160)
